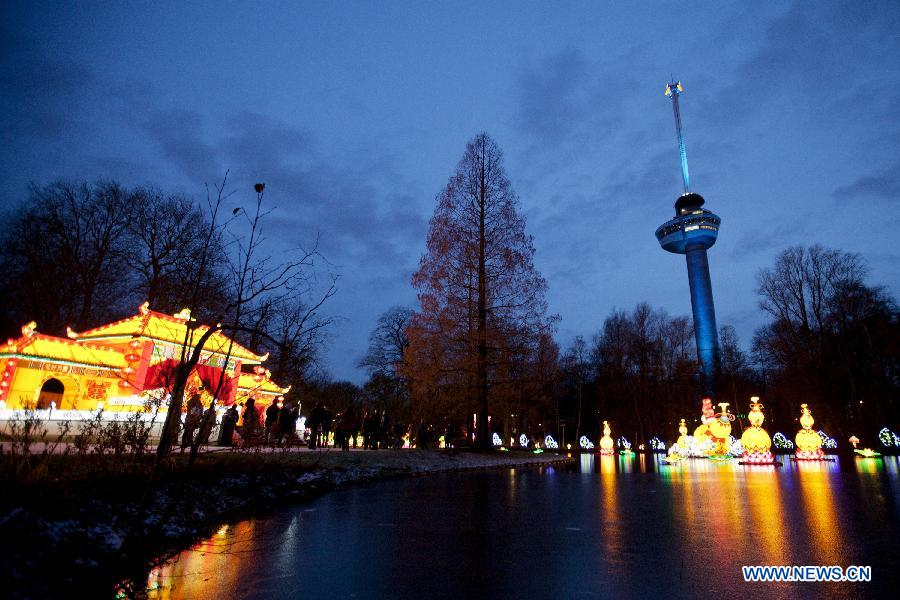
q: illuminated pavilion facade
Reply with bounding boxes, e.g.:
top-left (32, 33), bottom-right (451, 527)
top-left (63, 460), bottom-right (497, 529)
top-left (0, 302), bottom-right (288, 417)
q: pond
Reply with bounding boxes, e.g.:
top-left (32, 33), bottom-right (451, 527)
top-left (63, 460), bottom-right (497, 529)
top-left (146, 454), bottom-right (900, 598)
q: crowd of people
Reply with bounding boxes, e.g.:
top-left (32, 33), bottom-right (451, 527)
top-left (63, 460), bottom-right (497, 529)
top-left (207, 396), bottom-right (302, 448)
top-left (307, 402), bottom-right (410, 451)
top-left (180, 393), bottom-right (476, 452)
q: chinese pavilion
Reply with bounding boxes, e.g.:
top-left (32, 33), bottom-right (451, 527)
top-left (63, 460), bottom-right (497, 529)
top-left (0, 302), bottom-right (289, 415)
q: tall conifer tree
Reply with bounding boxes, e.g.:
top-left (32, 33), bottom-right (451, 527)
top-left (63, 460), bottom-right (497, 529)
top-left (406, 133), bottom-right (553, 449)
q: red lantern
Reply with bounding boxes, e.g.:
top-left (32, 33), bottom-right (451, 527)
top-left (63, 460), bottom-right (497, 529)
top-left (129, 339), bottom-right (142, 350)
top-left (118, 380), bottom-right (130, 389)
top-left (125, 353), bottom-right (140, 363)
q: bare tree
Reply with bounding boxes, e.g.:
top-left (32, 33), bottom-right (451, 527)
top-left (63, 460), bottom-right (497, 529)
top-left (561, 336), bottom-right (590, 442)
top-left (156, 177), bottom-right (335, 458)
top-left (0, 180), bottom-right (133, 333)
top-left (257, 291), bottom-right (337, 391)
top-left (753, 244), bottom-right (898, 435)
top-left (128, 187), bottom-right (229, 319)
top-left (719, 325), bottom-right (749, 431)
top-left (359, 306), bottom-right (412, 377)
top-left (591, 304), bottom-right (697, 439)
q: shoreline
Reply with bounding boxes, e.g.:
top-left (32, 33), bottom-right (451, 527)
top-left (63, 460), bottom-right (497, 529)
top-left (0, 448), bottom-right (573, 599)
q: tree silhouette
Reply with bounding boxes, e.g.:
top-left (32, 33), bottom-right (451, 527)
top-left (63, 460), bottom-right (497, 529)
top-left (406, 133), bottom-right (554, 449)
top-left (753, 244), bottom-right (898, 436)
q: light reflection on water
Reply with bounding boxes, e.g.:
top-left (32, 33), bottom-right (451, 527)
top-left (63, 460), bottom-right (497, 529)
top-left (146, 455), bottom-right (900, 599)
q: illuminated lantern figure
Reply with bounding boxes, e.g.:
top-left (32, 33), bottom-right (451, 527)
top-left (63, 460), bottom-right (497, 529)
top-left (795, 403), bottom-right (825, 460)
top-left (740, 398), bottom-right (774, 463)
top-left (692, 397), bottom-right (716, 456)
top-left (676, 418), bottom-right (690, 450)
top-left (599, 420), bottom-right (614, 455)
top-left (707, 403), bottom-right (733, 458)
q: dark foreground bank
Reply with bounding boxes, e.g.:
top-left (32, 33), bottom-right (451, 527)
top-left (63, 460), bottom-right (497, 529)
top-left (0, 448), bottom-right (571, 599)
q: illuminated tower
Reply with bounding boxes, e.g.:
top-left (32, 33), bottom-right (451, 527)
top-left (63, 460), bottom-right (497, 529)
top-left (655, 81), bottom-right (721, 397)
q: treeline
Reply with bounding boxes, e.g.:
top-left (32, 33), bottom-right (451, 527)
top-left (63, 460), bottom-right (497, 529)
top-left (349, 244), bottom-right (897, 448)
top-left (340, 133), bottom-right (898, 448)
top-left (0, 179), bottom-right (334, 396)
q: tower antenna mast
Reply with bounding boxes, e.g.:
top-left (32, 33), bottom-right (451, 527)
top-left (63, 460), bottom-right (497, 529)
top-left (665, 81), bottom-right (691, 194)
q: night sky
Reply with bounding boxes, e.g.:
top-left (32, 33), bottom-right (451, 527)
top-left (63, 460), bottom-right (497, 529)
top-left (2, 1), bottom-right (898, 382)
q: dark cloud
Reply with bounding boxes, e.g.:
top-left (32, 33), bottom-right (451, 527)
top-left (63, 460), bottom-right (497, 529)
top-left (833, 165), bottom-right (900, 201)
top-left (516, 49), bottom-right (591, 145)
top-left (704, 2), bottom-right (900, 128)
top-left (141, 109), bottom-right (221, 180)
top-left (0, 27), bottom-right (95, 139)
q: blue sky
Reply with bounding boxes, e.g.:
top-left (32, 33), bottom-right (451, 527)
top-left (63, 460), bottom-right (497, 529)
top-left (2, 1), bottom-right (898, 382)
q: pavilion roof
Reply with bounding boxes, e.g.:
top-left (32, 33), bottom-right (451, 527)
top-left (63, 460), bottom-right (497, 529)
top-left (2, 326), bottom-right (126, 370)
top-left (236, 372), bottom-right (290, 396)
top-left (71, 303), bottom-right (266, 364)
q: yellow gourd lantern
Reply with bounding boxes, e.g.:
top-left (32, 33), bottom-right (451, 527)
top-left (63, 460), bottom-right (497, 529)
top-left (740, 397), bottom-right (774, 463)
top-left (599, 420), bottom-right (614, 455)
top-left (676, 418), bottom-right (690, 450)
top-left (708, 402), bottom-right (733, 457)
top-left (794, 403), bottom-right (824, 460)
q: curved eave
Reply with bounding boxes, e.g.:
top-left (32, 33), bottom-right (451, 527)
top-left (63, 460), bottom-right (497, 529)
top-left (0, 351), bottom-right (124, 371)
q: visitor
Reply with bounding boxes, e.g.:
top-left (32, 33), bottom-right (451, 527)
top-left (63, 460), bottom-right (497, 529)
top-left (416, 418), bottom-right (429, 450)
top-left (337, 405), bottom-right (357, 451)
top-left (264, 397), bottom-right (280, 443)
top-left (196, 405), bottom-right (216, 447)
top-left (242, 397), bottom-right (260, 443)
top-left (181, 392), bottom-right (203, 451)
top-left (380, 411), bottom-right (391, 449)
top-left (321, 405), bottom-right (333, 448)
top-left (276, 400), bottom-right (299, 447)
top-left (308, 402), bottom-right (323, 449)
top-left (218, 404), bottom-right (238, 446)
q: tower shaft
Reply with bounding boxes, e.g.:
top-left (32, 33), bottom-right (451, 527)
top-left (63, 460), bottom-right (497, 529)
top-left (685, 244), bottom-right (719, 397)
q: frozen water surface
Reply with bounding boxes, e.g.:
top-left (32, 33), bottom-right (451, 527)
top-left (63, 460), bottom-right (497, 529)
top-left (148, 454), bottom-right (900, 599)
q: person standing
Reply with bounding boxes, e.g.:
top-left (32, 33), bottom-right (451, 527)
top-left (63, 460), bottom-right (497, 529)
top-left (218, 404), bottom-right (239, 446)
top-left (276, 400), bottom-right (300, 447)
top-left (308, 402), bottom-right (322, 449)
top-left (181, 393), bottom-right (203, 451)
top-left (265, 397), bottom-right (280, 444)
top-left (242, 397), bottom-right (260, 443)
top-left (321, 405), bottom-right (333, 448)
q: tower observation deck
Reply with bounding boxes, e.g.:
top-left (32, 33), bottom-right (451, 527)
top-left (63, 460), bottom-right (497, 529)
top-left (655, 81), bottom-right (721, 398)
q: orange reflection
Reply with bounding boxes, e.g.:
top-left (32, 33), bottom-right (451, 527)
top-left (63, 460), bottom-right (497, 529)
top-left (796, 460), bottom-right (841, 565)
top-left (148, 519), bottom-right (259, 599)
top-left (743, 466), bottom-right (787, 563)
top-left (702, 462), bottom-right (745, 559)
top-left (599, 454), bottom-right (621, 557)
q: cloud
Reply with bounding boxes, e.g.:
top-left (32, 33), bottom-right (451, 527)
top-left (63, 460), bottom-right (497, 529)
top-left (141, 109), bottom-right (221, 180)
top-left (0, 26), bottom-right (95, 139)
top-left (704, 1), bottom-right (900, 128)
top-left (833, 165), bottom-right (900, 201)
top-left (516, 49), bottom-right (591, 145)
